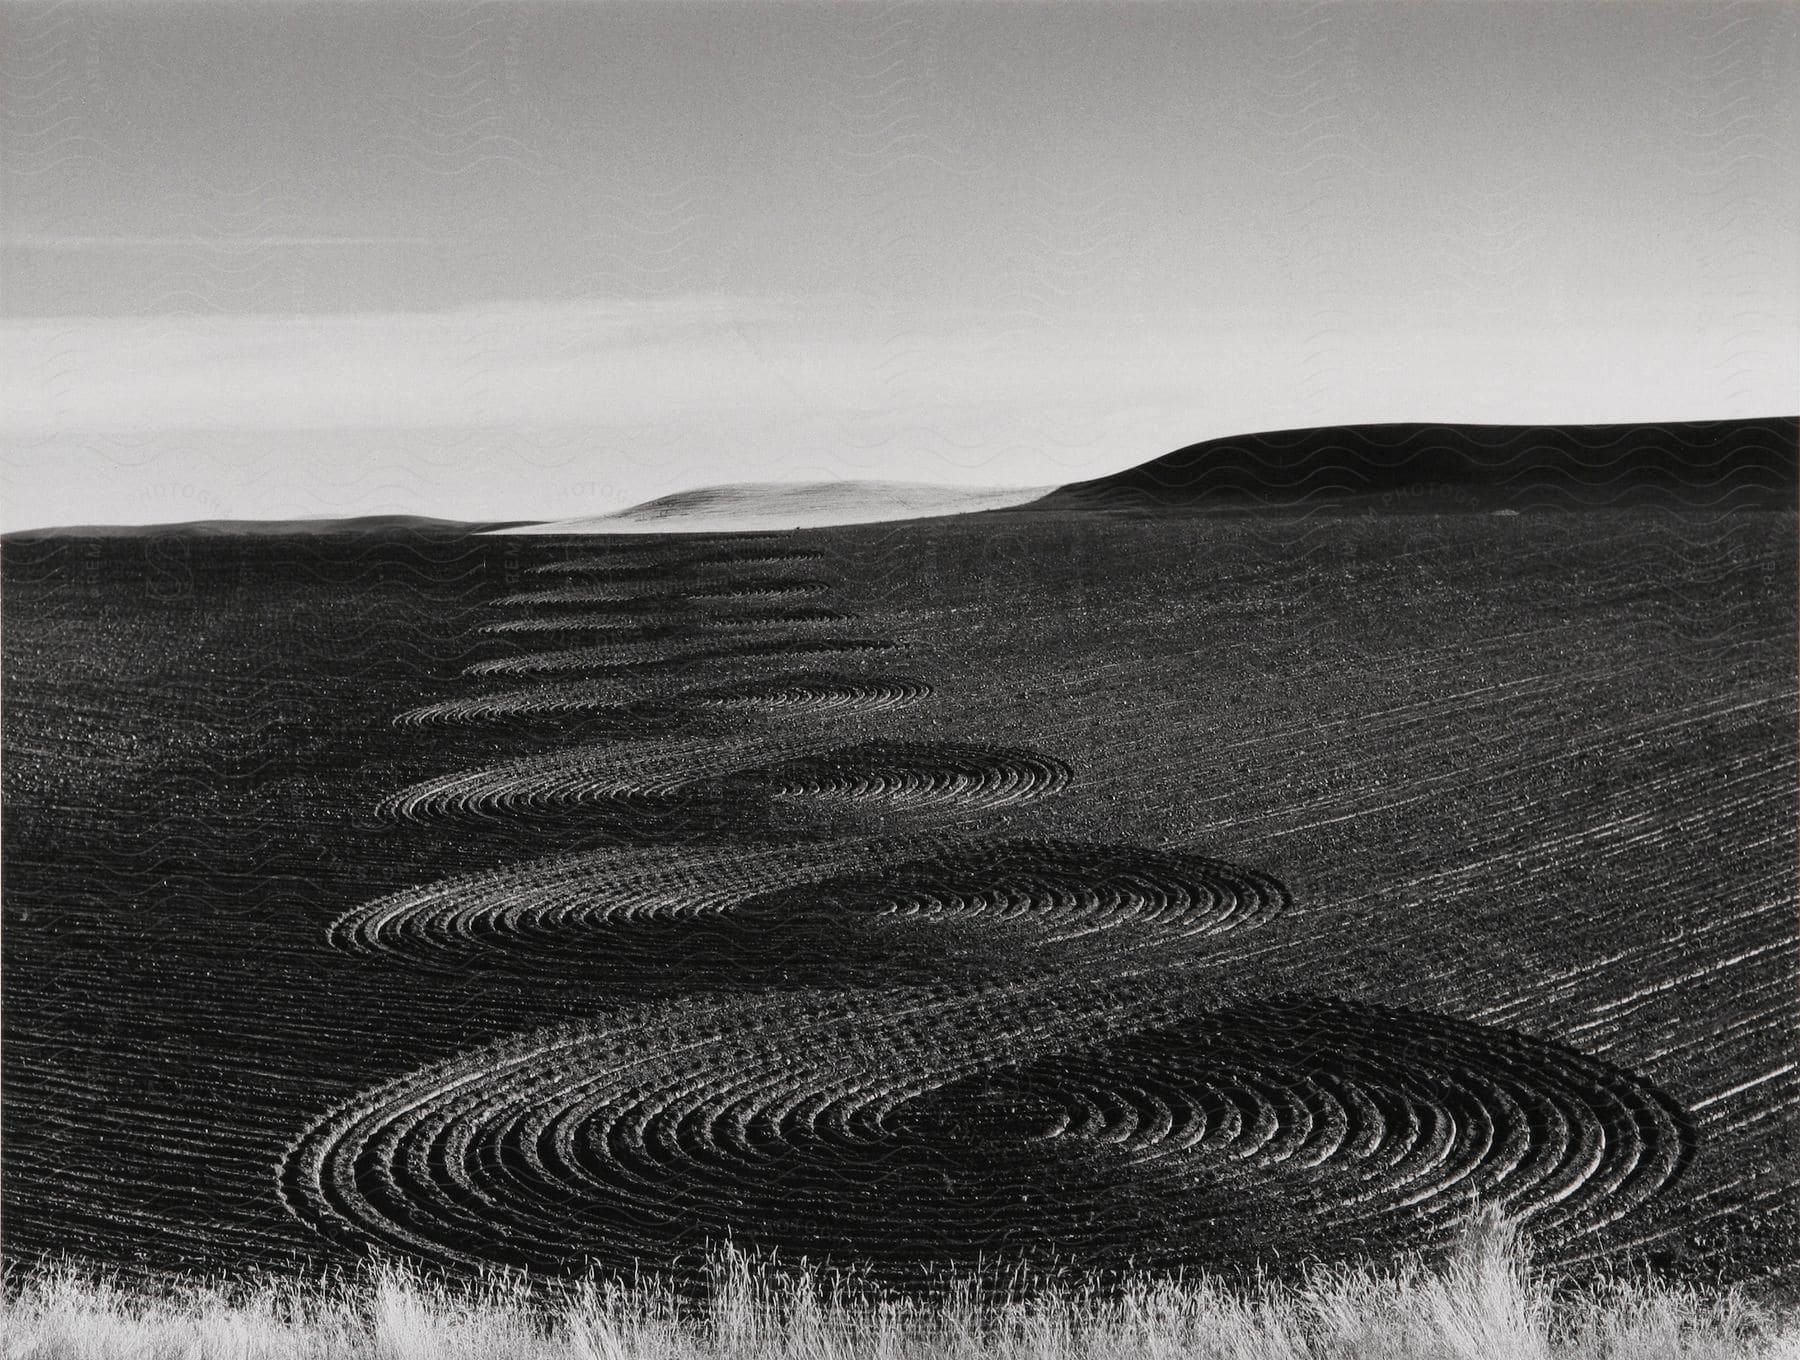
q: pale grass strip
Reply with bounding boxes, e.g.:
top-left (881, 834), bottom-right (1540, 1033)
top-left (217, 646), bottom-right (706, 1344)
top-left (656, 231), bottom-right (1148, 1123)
top-left (4, 1217), bottom-right (1792, 1360)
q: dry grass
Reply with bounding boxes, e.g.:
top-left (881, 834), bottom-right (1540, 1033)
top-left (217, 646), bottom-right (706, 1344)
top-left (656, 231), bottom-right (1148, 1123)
top-left (4, 1218), bottom-right (1791, 1360)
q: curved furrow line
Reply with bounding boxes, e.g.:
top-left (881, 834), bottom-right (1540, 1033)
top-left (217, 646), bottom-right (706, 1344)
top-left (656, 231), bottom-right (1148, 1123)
top-left (395, 674), bottom-right (930, 728)
top-left (328, 838), bottom-right (1287, 974)
top-left (717, 741), bottom-right (1071, 812)
top-left (682, 579), bottom-right (836, 602)
top-left (304, 527), bottom-right (1711, 1289)
top-left (682, 675), bottom-right (932, 717)
top-left (478, 608), bottom-right (852, 636)
top-left (683, 607), bottom-right (854, 628)
top-left (525, 559), bottom-right (683, 578)
top-left (375, 736), bottom-right (743, 825)
top-left (377, 739), bottom-right (1067, 825)
top-left (689, 548), bottom-right (829, 568)
top-left (525, 547), bottom-right (828, 576)
top-left (396, 679), bottom-right (651, 727)
top-left (477, 617), bottom-right (676, 637)
top-left (750, 840), bottom-right (1289, 942)
top-left (464, 639), bottom-right (674, 676)
top-left (498, 586), bottom-right (682, 607)
top-left (326, 841), bottom-right (886, 968)
top-left (501, 579), bottom-right (832, 608)
top-left (465, 637), bottom-right (902, 678)
top-left (279, 986), bottom-right (1692, 1283)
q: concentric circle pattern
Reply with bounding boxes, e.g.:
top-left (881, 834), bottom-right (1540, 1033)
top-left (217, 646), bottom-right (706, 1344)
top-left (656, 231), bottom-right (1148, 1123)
top-left (326, 840), bottom-right (882, 968)
top-left (396, 679), bottom-right (647, 727)
top-left (745, 840), bottom-right (1289, 942)
top-left (378, 737), bottom-right (743, 824)
top-left (682, 674), bottom-right (932, 717)
top-left (526, 558), bottom-right (678, 577)
top-left (395, 673), bottom-right (929, 728)
top-left (682, 579), bottom-right (835, 602)
top-left (503, 579), bottom-right (832, 608)
top-left (687, 607), bottom-right (853, 628)
top-left (524, 548), bottom-right (823, 578)
top-left (379, 739), bottom-right (1067, 824)
top-left (295, 536), bottom-right (1702, 1288)
top-left (716, 741), bottom-right (1073, 811)
top-left (478, 617), bottom-right (669, 637)
top-left (327, 838), bottom-right (1288, 974)
top-left (479, 608), bottom-right (851, 636)
top-left (279, 986), bottom-right (1693, 1283)
top-left (466, 637), bottom-right (901, 677)
top-left (690, 548), bottom-right (828, 567)
top-left (499, 585), bottom-right (671, 607)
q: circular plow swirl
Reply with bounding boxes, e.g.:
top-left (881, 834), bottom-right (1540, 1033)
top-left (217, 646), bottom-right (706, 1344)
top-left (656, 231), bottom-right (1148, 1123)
top-left (466, 637), bottom-right (902, 678)
top-left (689, 547), bottom-right (829, 568)
top-left (525, 547), bottom-right (827, 576)
top-left (498, 585), bottom-right (674, 608)
top-left (719, 741), bottom-right (1073, 811)
top-left (478, 617), bottom-right (673, 638)
top-left (327, 837), bottom-right (1289, 974)
top-left (378, 739), bottom-right (1068, 825)
top-left (279, 986), bottom-right (1692, 1283)
top-left (756, 839), bottom-right (1289, 941)
top-left (502, 579), bottom-right (832, 608)
top-left (479, 608), bottom-right (851, 636)
top-left (524, 560), bottom-right (680, 579)
top-left (682, 674), bottom-right (932, 717)
top-left (396, 674), bottom-right (932, 728)
top-left (681, 579), bottom-right (835, 602)
top-left (307, 538), bottom-right (1701, 1288)
top-left (398, 679), bottom-right (659, 727)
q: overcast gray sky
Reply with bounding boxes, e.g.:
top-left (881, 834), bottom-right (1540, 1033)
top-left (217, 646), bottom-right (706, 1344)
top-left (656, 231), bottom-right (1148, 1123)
top-left (3, 0), bottom-right (1795, 529)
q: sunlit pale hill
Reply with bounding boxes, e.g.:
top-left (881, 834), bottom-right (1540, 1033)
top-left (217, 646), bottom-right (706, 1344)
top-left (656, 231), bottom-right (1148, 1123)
top-left (488, 480), bottom-right (1049, 535)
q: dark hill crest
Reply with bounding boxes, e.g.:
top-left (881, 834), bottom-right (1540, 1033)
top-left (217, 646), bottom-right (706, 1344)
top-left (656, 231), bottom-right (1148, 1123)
top-left (1041, 416), bottom-right (1797, 512)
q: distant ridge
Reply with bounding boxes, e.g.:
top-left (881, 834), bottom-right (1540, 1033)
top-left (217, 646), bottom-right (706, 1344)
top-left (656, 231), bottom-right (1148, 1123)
top-left (3, 514), bottom-right (534, 540)
top-left (488, 480), bottom-right (1046, 535)
top-left (10, 419), bottom-right (1792, 538)
top-left (1039, 417), bottom-right (1798, 512)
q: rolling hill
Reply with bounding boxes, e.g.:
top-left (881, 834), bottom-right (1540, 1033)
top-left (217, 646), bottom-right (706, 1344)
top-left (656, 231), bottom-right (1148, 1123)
top-left (1037, 416), bottom-right (1798, 512)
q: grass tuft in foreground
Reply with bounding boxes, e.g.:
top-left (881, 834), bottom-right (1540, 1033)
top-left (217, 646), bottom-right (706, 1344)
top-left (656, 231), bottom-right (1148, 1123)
top-left (4, 1217), bottom-right (1792, 1360)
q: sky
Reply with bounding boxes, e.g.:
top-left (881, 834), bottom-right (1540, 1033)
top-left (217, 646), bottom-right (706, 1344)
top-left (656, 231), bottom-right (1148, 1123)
top-left (2, 0), bottom-right (1796, 529)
